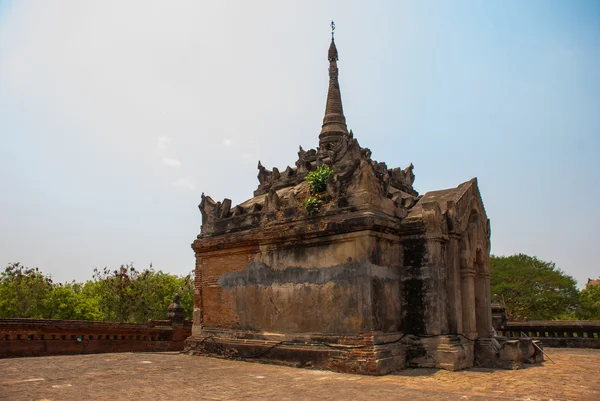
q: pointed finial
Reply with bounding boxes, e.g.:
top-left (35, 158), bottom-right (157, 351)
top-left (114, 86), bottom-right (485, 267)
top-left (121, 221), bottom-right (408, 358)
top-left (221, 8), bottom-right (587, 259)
top-left (328, 22), bottom-right (339, 62)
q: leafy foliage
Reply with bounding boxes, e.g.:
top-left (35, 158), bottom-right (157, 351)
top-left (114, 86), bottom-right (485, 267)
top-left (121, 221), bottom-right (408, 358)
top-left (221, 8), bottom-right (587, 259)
top-left (490, 254), bottom-right (579, 321)
top-left (0, 262), bottom-right (193, 323)
top-left (578, 280), bottom-right (600, 320)
top-left (91, 264), bottom-right (193, 322)
top-left (304, 165), bottom-right (334, 215)
top-left (303, 195), bottom-right (322, 215)
top-left (306, 165), bottom-right (334, 194)
top-left (44, 282), bottom-right (103, 321)
top-left (0, 263), bottom-right (53, 319)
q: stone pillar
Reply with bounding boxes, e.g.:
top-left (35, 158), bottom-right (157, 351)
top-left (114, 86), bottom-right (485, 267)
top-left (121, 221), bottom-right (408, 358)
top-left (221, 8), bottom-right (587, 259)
top-left (192, 253), bottom-right (204, 336)
top-left (424, 238), bottom-right (449, 335)
top-left (475, 269), bottom-right (492, 338)
top-left (460, 266), bottom-right (477, 337)
top-left (446, 234), bottom-right (463, 333)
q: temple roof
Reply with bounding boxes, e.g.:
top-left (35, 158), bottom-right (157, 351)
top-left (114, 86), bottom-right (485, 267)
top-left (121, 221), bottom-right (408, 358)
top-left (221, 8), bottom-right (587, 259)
top-left (407, 178), bottom-right (488, 230)
top-left (196, 25), bottom-right (420, 238)
top-left (411, 179), bottom-right (478, 215)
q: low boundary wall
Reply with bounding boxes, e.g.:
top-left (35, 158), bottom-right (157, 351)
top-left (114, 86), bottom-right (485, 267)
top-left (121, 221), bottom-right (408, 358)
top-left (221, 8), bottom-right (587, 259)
top-left (0, 318), bottom-right (192, 358)
top-left (499, 321), bottom-right (600, 349)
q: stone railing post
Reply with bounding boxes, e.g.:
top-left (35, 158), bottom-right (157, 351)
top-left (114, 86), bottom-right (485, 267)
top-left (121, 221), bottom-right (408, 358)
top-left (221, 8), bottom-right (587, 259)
top-left (167, 294), bottom-right (185, 324)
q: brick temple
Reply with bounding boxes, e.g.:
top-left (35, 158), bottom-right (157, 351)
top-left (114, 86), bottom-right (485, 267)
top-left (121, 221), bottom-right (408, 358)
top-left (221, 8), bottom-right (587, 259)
top-left (184, 29), bottom-right (516, 374)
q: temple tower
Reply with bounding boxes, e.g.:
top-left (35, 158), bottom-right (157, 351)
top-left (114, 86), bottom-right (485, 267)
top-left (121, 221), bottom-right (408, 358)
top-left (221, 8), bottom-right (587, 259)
top-left (319, 22), bottom-right (348, 148)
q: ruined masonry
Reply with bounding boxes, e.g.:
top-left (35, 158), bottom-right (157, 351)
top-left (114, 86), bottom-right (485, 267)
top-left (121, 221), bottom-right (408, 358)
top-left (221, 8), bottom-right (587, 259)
top-left (184, 32), bottom-right (536, 374)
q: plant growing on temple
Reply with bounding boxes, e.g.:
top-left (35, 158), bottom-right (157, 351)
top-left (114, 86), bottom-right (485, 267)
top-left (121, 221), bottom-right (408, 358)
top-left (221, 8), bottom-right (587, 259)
top-left (306, 164), bottom-right (334, 194)
top-left (303, 195), bottom-right (322, 215)
top-left (304, 165), bottom-right (334, 214)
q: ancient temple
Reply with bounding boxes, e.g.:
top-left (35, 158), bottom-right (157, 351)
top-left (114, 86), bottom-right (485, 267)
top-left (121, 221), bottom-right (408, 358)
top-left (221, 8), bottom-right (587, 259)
top-left (185, 28), bottom-right (499, 374)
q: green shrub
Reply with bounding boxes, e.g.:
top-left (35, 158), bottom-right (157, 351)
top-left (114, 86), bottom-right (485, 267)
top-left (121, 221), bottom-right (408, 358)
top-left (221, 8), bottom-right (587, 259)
top-left (306, 165), bottom-right (334, 194)
top-left (303, 195), bottom-right (322, 215)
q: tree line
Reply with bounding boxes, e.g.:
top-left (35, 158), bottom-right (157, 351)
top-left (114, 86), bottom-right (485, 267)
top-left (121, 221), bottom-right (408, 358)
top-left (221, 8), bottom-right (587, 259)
top-left (1, 254), bottom-right (599, 322)
top-left (0, 263), bottom-right (193, 323)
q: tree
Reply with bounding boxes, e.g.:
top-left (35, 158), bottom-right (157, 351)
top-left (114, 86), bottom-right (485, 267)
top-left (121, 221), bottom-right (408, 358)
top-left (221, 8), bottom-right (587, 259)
top-left (490, 254), bottom-right (579, 321)
top-left (178, 273), bottom-right (194, 320)
top-left (91, 264), bottom-right (193, 323)
top-left (0, 262), bottom-right (53, 318)
top-left (129, 268), bottom-right (192, 322)
top-left (578, 280), bottom-right (600, 320)
top-left (43, 282), bottom-right (103, 321)
top-left (91, 264), bottom-right (139, 322)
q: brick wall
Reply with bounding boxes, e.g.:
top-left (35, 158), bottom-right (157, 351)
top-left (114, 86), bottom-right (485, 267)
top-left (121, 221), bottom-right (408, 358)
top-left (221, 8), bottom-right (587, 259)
top-left (0, 318), bottom-right (192, 358)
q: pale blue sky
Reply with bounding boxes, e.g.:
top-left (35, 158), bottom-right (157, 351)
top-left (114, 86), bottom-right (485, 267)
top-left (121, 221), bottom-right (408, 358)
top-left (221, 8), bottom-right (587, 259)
top-left (0, 1), bottom-right (598, 285)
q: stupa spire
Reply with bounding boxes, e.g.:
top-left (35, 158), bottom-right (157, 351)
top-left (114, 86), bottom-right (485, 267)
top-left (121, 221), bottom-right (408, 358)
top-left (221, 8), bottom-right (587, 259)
top-left (319, 21), bottom-right (348, 147)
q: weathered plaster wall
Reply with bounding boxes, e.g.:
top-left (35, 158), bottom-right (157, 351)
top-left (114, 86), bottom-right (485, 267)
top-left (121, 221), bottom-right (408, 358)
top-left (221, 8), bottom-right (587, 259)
top-left (195, 231), bottom-right (403, 335)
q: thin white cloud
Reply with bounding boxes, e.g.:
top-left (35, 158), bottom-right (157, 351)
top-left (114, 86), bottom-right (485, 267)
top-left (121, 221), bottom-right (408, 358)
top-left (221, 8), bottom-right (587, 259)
top-left (157, 137), bottom-right (181, 167)
top-left (157, 136), bottom-right (172, 152)
top-left (162, 157), bottom-right (181, 167)
top-left (223, 138), bottom-right (233, 146)
top-left (173, 177), bottom-right (195, 190)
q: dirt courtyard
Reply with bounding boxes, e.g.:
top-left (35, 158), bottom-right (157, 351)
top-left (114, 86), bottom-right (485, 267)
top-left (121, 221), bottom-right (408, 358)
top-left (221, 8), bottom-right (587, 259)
top-left (1, 348), bottom-right (599, 400)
